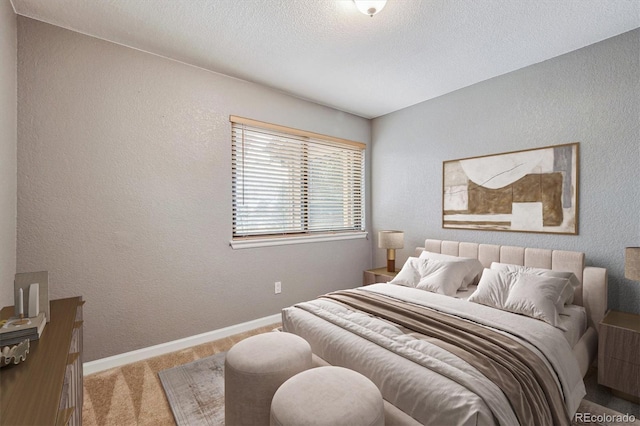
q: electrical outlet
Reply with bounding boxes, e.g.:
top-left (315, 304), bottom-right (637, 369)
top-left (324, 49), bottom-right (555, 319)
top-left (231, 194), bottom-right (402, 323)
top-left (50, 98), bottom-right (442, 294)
top-left (275, 281), bottom-right (282, 294)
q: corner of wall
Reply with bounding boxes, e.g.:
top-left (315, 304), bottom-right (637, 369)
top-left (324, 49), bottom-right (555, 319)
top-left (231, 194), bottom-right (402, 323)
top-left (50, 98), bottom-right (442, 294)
top-left (0, 0), bottom-right (18, 307)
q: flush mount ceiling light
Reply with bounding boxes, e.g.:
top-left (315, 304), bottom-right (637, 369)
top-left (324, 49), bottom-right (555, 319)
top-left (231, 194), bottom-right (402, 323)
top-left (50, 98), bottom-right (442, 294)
top-left (353, 0), bottom-right (387, 17)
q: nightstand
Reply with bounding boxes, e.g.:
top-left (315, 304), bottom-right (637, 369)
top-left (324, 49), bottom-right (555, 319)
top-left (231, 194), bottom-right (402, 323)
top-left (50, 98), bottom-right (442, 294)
top-left (598, 310), bottom-right (640, 402)
top-left (363, 267), bottom-right (399, 286)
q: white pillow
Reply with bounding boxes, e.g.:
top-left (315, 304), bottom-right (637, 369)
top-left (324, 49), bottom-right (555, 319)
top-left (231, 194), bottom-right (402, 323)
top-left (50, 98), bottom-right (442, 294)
top-left (419, 251), bottom-right (483, 290)
top-left (416, 258), bottom-right (470, 297)
top-left (502, 273), bottom-right (568, 330)
top-left (467, 269), bottom-right (514, 309)
top-left (389, 257), bottom-right (469, 297)
top-left (490, 262), bottom-right (579, 312)
top-left (388, 257), bottom-right (422, 287)
top-left (468, 268), bottom-right (567, 330)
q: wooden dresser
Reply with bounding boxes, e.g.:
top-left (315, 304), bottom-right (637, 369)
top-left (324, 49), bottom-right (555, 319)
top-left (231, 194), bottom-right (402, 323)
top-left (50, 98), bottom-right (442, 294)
top-left (0, 296), bottom-right (84, 425)
top-left (598, 310), bottom-right (640, 402)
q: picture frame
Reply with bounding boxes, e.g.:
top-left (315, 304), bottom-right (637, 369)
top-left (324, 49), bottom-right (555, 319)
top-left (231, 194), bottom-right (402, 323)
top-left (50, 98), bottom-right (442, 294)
top-left (442, 142), bottom-right (579, 234)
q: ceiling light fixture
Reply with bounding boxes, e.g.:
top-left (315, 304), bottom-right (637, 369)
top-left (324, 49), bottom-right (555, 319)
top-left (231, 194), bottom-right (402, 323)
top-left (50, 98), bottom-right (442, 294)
top-left (353, 0), bottom-right (387, 17)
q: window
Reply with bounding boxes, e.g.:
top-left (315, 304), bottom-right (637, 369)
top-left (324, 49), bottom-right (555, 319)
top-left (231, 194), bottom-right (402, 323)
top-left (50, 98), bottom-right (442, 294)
top-left (230, 116), bottom-right (365, 248)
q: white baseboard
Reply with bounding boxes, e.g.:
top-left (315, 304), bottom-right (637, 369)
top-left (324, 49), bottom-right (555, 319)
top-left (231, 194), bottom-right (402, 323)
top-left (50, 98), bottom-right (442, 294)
top-left (83, 313), bottom-right (281, 375)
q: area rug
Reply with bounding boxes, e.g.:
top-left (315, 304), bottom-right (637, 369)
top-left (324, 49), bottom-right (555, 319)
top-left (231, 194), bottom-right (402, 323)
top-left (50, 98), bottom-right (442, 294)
top-left (159, 354), bottom-right (638, 426)
top-left (158, 352), bottom-right (226, 426)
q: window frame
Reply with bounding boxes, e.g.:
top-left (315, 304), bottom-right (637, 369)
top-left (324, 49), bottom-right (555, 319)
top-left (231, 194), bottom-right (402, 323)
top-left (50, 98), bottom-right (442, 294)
top-left (229, 115), bottom-right (367, 249)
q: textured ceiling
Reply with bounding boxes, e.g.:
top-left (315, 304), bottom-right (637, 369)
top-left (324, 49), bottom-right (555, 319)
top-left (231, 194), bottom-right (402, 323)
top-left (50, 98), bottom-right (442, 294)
top-left (10, 0), bottom-right (640, 118)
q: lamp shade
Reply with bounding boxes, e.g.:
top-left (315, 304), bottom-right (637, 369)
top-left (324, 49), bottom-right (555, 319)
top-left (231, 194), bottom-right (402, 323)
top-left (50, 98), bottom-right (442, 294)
top-left (378, 231), bottom-right (404, 249)
top-left (625, 247), bottom-right (640, 281)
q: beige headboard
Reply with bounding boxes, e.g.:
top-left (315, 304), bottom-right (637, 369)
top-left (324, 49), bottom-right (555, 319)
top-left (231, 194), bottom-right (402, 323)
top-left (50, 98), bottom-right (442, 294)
top-left (416, 239), bottom-right (608, 333)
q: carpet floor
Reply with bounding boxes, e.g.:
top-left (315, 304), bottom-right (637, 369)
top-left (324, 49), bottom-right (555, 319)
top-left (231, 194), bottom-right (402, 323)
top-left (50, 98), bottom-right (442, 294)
top-left (158, 352), bottom-right (640, 426)
top-left (84, 324), bottom-right (640, 426)
top-left (82, 324), bottom-right (279, 426)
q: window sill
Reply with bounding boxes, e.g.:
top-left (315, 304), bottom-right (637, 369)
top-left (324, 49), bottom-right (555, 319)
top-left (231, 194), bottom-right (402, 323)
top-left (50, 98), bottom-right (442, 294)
top-left (230, 231), bottom-right (368, 249)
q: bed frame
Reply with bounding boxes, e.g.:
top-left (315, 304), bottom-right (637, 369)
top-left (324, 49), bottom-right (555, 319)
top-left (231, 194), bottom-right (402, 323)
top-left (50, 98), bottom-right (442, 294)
top-left (416, 239), bottom-right (608, 377)
top-left (298, 239), bottom-right (608, 425)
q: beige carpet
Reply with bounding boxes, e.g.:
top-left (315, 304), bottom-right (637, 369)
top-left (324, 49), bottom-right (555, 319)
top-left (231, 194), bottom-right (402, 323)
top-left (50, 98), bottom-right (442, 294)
top-left (84, 324), bottom-right (639, 426)
top-left (156, 350), bottom-right (640, 426)
top-left (82, 324), bottom-right (279, 426)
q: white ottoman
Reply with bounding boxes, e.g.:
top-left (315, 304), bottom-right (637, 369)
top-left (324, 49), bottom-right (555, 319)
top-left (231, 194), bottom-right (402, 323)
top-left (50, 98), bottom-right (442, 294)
top-left (225, 332), bottom-right (312, 426)
top-left (270, 366), bottom-right (385, 426)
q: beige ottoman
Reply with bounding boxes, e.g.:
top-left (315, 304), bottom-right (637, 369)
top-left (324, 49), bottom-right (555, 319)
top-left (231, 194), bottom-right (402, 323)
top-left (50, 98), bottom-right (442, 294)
top-left (225, 332), bottom-right (312, 426)
top-left (270, 366), bottom-right (385, 426)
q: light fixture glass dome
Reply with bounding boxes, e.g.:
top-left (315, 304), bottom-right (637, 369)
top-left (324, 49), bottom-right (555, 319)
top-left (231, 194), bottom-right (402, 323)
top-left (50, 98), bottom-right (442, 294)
top-left (353, 0), bottom-right (387, 17)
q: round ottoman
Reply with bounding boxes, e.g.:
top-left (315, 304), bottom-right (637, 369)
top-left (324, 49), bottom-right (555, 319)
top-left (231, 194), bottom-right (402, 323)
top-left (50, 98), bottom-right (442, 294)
top-left (270, 366), bottom-right (385, 426)
top-left (225, 332), bottom-right (312, 426)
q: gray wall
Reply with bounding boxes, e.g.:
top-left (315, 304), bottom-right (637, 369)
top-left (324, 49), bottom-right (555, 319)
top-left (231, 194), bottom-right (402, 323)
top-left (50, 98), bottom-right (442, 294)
top-left (0, 2), bottom-right (17, 308)
top-left (17, 18), bottom-right (372, 362)
top-left (372, 29), bottom-right (640, 314)
top-left (14, 15), bottom-right (640, 362)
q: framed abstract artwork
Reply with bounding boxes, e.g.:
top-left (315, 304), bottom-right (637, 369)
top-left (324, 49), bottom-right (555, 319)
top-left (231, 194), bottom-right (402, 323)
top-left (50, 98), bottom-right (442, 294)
top-left (442, 143), bottom-right (579, 234)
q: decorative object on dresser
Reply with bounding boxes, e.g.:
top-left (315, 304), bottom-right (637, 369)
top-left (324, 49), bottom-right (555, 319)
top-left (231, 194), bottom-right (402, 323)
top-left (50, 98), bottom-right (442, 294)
top-left (0, 297), bottom-right (84, 425)
top-left (0, 339), bottom-right (30, 367)
top-left (598, 310), bottom-right (640, 403)
top-left (378, 230), bottom-right (404, 272)
top-left (363, 267), bottom-right (400, 286)
top-left (443, 142), bottom-right (579, 234)
top-left (0, 312), bottom-right (46, 346)
top-left (11, 288), bottom-right (29, 326)
top-left (15, 271), bottom-right (50, 322)
top-left (625, 247), bottom-right (640, 281)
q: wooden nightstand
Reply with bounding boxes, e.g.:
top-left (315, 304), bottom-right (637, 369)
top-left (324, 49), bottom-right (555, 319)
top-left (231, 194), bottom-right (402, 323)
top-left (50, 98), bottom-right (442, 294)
top-left (363, 267), bottom-right (399, 286)
top-left (598, 310), bottom-right (640, 402)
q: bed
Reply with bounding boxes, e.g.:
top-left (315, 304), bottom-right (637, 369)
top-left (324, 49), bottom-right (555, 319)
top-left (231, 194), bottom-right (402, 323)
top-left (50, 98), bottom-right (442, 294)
top-left (281, 239), bottom-right (608, 425)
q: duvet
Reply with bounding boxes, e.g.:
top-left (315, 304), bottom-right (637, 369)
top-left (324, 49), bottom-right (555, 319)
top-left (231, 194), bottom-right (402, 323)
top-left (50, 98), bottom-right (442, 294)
top-left (281, 283), bottom-right (585, 426)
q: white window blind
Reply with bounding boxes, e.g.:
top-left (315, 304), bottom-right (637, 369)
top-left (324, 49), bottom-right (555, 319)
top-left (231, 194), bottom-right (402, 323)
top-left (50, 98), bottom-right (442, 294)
top-left (231, 116), bottom-right (365, 241)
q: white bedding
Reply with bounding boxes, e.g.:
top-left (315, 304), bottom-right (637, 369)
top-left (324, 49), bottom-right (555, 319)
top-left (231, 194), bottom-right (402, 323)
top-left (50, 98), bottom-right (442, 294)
top-left (558, 304), bottom-right (588, 348)
top-left (454, 284), bottom-right (478, 300)
top-left (282, 283), bottom-right (586, 425)
top-left (455, 285), bottom-right (588, 347)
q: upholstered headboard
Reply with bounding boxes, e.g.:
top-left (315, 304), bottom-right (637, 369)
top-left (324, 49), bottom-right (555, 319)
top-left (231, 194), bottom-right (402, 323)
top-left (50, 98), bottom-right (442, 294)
top-left (416, 239), bottom-right (608, 376)
top-left (415, 239), bottom-right (608, 333)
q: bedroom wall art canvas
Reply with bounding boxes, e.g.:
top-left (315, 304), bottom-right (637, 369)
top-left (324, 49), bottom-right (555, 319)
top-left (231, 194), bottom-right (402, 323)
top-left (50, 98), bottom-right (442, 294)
top-left (443, 143), bottom-right (579, 234)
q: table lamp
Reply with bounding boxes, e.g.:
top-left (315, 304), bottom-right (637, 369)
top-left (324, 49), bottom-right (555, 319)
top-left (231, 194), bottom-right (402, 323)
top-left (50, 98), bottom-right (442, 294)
top-left (625, 247), bottom-right (640, 281)
top-left (379, 230), bottom-right (404, 272)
